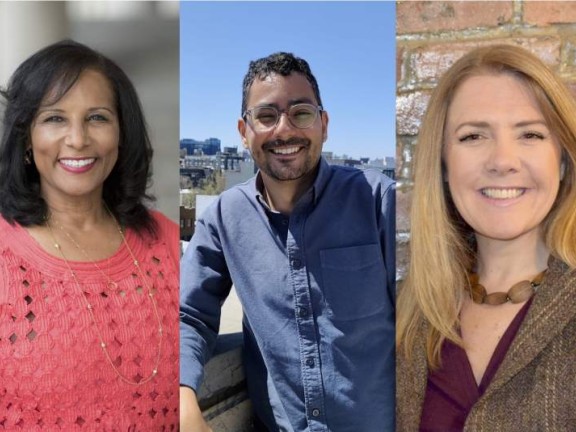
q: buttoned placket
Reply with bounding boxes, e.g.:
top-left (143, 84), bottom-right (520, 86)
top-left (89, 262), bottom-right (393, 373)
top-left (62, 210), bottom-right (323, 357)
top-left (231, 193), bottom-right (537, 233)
top-left (286, 191), bottom-right (328, 432)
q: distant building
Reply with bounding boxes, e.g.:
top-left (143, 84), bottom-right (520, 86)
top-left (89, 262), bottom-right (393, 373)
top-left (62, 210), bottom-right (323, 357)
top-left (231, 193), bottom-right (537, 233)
top-left (182, 155), bottom-right (220, 170)
top-left (180, 138), bottom-right (221, 156)
top-left (180, 206), bottom-right (196, 241)
top-left (224, 159), bottom-right (256, 190)
top-left (382, 168), bottom-right (395, 180)
top-left (323, 153), bottom-right (396, 180)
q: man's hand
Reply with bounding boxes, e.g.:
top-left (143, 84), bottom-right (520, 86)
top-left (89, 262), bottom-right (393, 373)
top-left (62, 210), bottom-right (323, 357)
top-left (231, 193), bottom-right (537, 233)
top-left (180, 386), bottom-right (213, 432)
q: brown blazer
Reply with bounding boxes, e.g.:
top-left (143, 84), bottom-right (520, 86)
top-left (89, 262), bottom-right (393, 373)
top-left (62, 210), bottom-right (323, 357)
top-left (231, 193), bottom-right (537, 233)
top-left (396, 256), bottom-right (576, 432)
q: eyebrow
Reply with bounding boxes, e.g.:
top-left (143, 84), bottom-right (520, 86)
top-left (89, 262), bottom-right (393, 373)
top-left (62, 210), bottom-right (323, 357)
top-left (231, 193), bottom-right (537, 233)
top-left (254, 97), bottom-right (316, 109)
top-left (453, 119), bottom-right (548, 133)
top-left (36, 106), bottom-right (116, 114)
top-left (288, 97), bottom-right (315, 105)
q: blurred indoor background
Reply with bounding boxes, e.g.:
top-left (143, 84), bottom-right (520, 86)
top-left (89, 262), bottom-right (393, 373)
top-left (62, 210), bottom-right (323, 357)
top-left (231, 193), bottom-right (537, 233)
top-left (0, 1), bottom-right (179, 222)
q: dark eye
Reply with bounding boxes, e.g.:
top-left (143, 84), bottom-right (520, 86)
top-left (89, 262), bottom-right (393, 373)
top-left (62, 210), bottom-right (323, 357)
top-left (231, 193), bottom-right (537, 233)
top-left (523, 131), bottom-right (544, 140)
top-left (254, 109), bottom-right (277, 126)
top-left (88, 113), bottom-right (109, 122)
top-left (43, 115), bottom-right (64, 123)
top-left (458, 133), bottom-right (481, 142)
top-left (292, 109), bottom-right (313, 120)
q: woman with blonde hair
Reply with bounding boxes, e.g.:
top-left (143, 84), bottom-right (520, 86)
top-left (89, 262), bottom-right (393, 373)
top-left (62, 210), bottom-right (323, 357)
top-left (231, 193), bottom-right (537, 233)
top-left (396, 44), bottom-right (576, 431)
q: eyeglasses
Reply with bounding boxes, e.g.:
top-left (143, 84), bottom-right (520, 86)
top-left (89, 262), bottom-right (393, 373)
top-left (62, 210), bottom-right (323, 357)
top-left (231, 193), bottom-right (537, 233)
top-left (243, 103), bottom-right (323, 132)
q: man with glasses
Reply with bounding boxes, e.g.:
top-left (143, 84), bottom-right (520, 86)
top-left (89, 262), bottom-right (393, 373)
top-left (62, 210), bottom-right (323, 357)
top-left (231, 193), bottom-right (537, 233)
top-left (180, 52), bottom-right (395, 431)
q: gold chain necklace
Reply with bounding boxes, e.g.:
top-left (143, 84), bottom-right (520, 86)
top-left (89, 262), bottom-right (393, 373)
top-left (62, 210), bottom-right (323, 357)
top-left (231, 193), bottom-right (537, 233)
top-left (467, 270), bottom-right (547, 305)
top-left (53, 220), bottom-right (118, 290)
top-left (46, 212), bottom-right (163, 385)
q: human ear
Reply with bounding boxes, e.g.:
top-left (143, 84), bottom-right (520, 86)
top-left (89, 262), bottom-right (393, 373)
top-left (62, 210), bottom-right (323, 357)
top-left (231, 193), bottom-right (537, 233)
top-left (321, 110), bottom-right (329, 143)
top-left (237, 118), bottom-right (248, 149)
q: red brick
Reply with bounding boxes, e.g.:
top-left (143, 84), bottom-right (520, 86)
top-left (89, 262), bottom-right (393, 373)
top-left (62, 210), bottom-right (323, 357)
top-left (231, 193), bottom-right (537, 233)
top-left (396, 136), bottom-right (416, 185)
top-left (396, 90), bottom-right (432, 136)
top-left (397, 1), bottom-right (513, 34)
top-left (396, 186), bottom-right (413, 233)
top-left (409, 37), bottom-right (561, 83)
top-left (396, 239), bottom-right (410, 282)
top-left (396, 188), bottom-right (413, 281)
top-left (524, 1), bottom-right (576, 25)
top-left (397, 45), bottom-right (405, 85)
top-left (566, 81), bottom-right (576, 99)
top-left (562, 39), bottom-right (576, 75)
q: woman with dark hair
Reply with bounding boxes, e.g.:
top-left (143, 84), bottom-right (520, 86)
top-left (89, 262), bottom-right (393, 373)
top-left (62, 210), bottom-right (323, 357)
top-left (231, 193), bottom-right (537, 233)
top-left (396, 44), bottom-right (576, 431)
top-left (0, 40), bottom-right (178, 429)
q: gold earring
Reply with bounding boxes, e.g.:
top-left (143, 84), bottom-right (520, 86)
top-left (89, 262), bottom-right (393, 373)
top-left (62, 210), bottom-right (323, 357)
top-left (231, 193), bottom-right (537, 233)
top-left (24, 149), bottom-right (32, 165)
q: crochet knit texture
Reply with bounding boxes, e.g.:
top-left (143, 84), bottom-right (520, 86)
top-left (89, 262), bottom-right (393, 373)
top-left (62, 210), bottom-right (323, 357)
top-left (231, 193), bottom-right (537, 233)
top-left (0, 211), bottom-right (179, 431)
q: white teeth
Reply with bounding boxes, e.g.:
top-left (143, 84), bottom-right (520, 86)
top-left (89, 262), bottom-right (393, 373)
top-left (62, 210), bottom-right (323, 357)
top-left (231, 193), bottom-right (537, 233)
top-left (60, 158), bottom-right (95, 168)
top-left (271, 147), bottom-right (300, 155)
top-left (481, 188), bottom-right (524, 199)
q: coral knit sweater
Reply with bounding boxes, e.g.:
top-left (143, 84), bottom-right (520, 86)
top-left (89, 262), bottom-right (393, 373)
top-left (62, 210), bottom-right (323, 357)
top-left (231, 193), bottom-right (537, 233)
top-left (0, 211), bottom-right (179, 431)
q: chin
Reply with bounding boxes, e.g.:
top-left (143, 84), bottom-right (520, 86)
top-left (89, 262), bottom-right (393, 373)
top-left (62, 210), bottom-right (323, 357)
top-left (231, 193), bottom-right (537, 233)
top-left (476, 228), bottom-right (540, 243)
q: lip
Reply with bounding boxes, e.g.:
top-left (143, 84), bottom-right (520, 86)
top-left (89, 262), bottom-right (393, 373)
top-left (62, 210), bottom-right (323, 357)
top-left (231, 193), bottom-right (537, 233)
top-left (479, 187), bottom-right (528, 206)
top-left (269, 146), bottom-right (304, 157)
top-left (58, 157), bottom-right (97, 174)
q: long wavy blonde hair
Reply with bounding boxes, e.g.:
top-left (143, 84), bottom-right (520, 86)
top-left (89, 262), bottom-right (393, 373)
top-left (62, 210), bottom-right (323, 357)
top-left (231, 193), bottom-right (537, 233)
top-left (397, 44), bottom-right (576, 368)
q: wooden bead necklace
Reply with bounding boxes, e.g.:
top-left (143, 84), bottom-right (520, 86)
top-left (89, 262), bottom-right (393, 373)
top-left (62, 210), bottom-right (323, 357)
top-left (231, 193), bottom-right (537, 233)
top-left (46, 212), bottom-right (163, 385)
top-left (467, 270), bottom-right (547, 305)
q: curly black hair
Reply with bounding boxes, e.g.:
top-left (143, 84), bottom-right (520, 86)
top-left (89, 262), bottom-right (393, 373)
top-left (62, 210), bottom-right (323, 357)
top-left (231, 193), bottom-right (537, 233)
top-left (0, 39), bottom-right (157, 236)
top-left (241, 52), bottom-right (323, 115)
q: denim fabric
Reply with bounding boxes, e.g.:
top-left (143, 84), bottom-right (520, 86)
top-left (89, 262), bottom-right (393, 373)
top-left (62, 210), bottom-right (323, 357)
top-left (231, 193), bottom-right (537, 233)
top-left (180, 158), bottom-right (395, 431)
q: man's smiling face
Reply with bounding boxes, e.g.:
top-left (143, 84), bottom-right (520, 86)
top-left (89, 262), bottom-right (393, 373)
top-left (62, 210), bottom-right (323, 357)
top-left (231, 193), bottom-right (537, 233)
top-left (238, 72), bottom-right (328, 185)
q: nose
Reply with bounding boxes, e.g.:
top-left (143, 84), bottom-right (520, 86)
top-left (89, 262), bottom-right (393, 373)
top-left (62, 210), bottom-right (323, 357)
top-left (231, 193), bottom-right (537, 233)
top-left (65, 120), bottom-right (89, 149)
top-left (485, 136), bottom-right (521, 175)
top-left (272, 111), bottom-right (296, 139)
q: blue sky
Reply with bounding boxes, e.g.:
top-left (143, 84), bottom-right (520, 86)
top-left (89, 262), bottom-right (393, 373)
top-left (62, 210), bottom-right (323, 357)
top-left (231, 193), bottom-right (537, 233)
top-left (180, 1), bottom-right (396, 160)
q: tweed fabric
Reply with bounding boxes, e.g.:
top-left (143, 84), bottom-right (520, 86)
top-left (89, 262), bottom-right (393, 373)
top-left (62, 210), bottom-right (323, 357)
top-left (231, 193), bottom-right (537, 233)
top-left (0, 211), bottom-right (179, 431)
top-left (397, 256), bottom-right (576, 432)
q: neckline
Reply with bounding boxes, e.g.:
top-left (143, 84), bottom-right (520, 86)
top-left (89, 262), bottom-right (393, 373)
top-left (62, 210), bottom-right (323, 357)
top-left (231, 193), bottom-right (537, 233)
top-left (3, 217), bottom-right (145, 281)
top-left (460, 298), bottom-right (533, 394)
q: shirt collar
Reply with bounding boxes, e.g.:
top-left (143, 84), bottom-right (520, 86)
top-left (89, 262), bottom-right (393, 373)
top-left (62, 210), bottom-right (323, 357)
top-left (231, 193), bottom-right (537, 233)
top-left (253, 157), bottom-right (331, 210)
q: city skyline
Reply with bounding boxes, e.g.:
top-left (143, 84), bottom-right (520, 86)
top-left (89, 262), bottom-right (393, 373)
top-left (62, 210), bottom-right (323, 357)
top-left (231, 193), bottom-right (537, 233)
top-left (179, 136), bottom-right (395, 165)
top-left (180, 2), bottom-right (396, 160)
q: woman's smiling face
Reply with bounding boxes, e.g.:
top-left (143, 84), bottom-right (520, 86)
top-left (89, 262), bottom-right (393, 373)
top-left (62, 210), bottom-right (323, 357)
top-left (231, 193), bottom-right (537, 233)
top-left (30, 69), bottom-right (120, 206)
top-left (443, 73), bottom-right (563, 244)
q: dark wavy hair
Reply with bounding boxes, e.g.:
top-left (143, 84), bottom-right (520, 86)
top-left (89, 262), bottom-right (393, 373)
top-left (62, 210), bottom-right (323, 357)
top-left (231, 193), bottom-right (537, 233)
top-left (241, 52), bottom-right (323, 115)
top-left (0, 39), bottom-right (156, 236)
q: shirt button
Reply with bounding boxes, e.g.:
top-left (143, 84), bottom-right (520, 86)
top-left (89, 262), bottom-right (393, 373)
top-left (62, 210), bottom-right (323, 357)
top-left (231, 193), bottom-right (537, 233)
top-left (312, 408), bottom-right (320, 417)
top-left (298, 307), bottom-right (308, 317)
top-left (291, 258), bottom-right (302, 269)
top-left (282, 218), bottom-right (288, 225)
top-left (306, 357), bottom-right (315, 368)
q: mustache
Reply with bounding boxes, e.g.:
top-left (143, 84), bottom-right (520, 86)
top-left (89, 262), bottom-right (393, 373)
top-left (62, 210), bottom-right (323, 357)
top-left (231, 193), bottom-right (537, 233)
top-left (262, 137), bottom-right (310, 151)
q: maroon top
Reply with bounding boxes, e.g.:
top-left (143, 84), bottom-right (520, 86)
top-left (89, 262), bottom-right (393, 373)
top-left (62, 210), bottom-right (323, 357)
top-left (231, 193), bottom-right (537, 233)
top-left (419, 299), bottom-right (533, 431)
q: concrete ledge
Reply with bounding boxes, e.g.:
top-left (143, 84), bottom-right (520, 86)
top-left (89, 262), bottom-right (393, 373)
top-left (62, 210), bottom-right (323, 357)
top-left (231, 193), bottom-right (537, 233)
top-left (198, 333), bottom-right (254, 431)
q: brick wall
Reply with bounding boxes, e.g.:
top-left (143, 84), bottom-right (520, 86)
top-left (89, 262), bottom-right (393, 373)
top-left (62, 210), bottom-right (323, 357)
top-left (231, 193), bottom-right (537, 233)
top-left (396, 0), bottom-right (576, 278)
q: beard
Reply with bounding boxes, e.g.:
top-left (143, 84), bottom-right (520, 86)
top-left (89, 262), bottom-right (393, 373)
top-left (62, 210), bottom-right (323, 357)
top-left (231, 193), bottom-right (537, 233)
top-left (257, 137), bottom-right (316, 181)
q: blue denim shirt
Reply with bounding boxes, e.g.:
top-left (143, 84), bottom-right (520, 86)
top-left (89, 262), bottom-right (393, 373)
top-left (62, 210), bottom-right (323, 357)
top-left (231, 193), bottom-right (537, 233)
top-left (180, 158), bottom-right (395, 431)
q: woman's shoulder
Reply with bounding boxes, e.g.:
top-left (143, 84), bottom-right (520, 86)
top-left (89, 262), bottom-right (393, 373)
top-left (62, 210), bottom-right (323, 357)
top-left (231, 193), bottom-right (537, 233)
top-left (0, 215), bottom-right (22, 249)
top-left (149, 210), bottom-right (178, 240)
top-left (0, 216), bottom-right (27, 302)
top-left (147, 209), bottom-right (179, 264)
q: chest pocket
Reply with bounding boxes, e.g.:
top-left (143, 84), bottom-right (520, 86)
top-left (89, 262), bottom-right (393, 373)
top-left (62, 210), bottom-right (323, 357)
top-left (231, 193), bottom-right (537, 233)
top-left (320, 244), bottom-right (387, 320)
